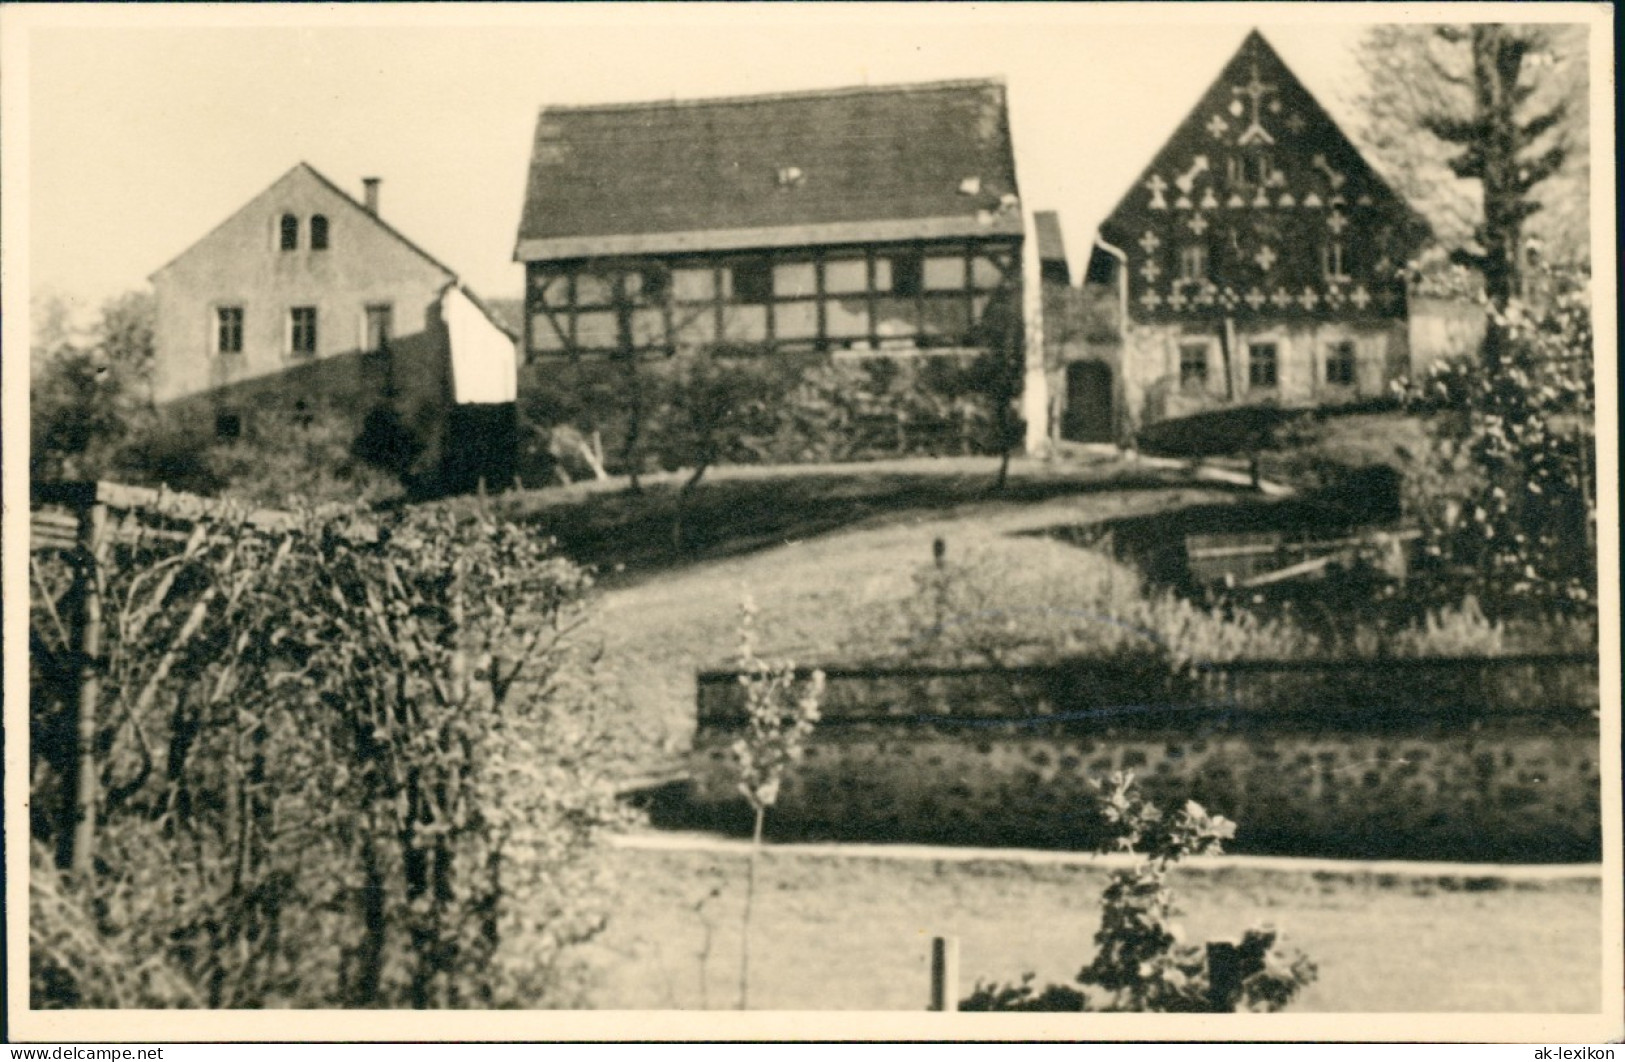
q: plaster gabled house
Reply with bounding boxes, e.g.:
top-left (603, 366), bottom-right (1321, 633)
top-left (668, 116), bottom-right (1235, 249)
top-left (1085, 30), bottom-right (1430, 442)
top-left (513, 78), bottom-right (1050, 456)
top-left (149, 162), bottom-right (518, 493)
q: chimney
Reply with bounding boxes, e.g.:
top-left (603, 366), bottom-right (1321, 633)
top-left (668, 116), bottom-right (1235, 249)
top-left (362, 177), bottom-right (381, 215)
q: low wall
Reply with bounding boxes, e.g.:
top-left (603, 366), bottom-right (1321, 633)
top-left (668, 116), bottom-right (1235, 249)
top-left (689, 655), bottom-right (1601, 861)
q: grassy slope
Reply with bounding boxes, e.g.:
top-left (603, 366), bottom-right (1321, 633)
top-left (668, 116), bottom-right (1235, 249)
top-left (579, 846), bottom-right (1603, 1012)
top-left (492, 457), bottom-right (1238, 763)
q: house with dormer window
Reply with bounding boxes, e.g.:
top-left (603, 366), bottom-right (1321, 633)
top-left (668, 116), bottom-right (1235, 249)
top-left (149, 162), bottom-right (519, 492)
top-left (1084, 30), bottom-right (1430, 438)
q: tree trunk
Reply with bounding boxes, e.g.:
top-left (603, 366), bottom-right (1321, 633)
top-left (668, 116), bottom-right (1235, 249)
top-left (737, 805), bottom-right (764, 1010)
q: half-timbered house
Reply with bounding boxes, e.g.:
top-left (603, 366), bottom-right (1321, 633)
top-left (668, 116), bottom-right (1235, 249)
top-left (513, 78), bottom-right (1050, 458)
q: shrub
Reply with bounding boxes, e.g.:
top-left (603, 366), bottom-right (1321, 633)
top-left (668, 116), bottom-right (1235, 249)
top-left (845, 540), bottom-right (1319, 668)
top-left (961, 773), bottom-right (1317, 1013)
top-left (515, 349), bottom-right (1001, 481)
top-left (1401, 263), bottom-right (1596, 615)
top-left (29, 502), bottom-right (628, 1008)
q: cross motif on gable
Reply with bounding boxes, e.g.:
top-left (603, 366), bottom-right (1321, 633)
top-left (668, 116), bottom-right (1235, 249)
top-left (1140, 259), bottom-right (1162, 282)
top-left (1187, 214), bottom-right (1209, 235)
top-left (1299, 287), bottom-right (1320, 310)
top-left (1284, 112), bottom-right (1307, 135)
top-left (1166, 289), bottom-right (1189, 311)
top-left (1233, 61), bottom-right (1277, 146)
top-left (1139, 288), bottom-right (1163, 311)
top-left (1254, 245), bottom-right (1277, 271)
top-left (1245, 287), bottom-right (1267, 310)
top-left (1138, 230), bottom-right (1162, 254)
top-left (1207, 114), bottom-right (1230, 139)
top-left (1350, 285), bottom-right (1372, 309)
top-left (1269, 287), bottom-right (1294, 309)
top-left (1145, 174), bottom-right (1169, 209)
top-left (1326, 211), bottom-right (1349, 235)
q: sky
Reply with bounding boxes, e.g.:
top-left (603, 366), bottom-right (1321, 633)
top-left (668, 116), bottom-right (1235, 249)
top-left (10, 2), bottom-right (1409, 320)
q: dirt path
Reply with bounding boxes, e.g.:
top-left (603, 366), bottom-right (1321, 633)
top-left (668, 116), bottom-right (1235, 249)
top-left (608, 828), bottom-right (1604, 881)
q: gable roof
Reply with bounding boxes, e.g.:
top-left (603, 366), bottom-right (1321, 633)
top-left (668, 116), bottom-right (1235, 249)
top-left (148, 162), bottom-right (515, 340)
top-left (514, 78), bottom-right (1024, 261)
top-left (149, 161), bottom-right (459, 284)
top-left (1097, 30), bottom-right (1424, 248)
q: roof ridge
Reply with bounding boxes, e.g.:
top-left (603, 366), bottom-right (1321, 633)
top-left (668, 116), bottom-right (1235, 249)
top-left (539, 76), bottom-right (1006, 117)
top-left (294, 161), bottom-right (460, 283)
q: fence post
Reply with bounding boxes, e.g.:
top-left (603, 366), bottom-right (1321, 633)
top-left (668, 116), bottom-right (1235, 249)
top-left (930, 935), bottom-right (960, 1012)
top-left (68, 498), bottom-right (108, 876)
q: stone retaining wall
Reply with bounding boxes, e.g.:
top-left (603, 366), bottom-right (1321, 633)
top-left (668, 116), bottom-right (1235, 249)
top-left (690, 655), bottom-right (1600, 861)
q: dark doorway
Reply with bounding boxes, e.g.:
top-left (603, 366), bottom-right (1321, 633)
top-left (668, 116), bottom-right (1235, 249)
top-left (442, 402), bottom-right (517, 496)
top-left (1062, 360), bottom-right (1114, 443)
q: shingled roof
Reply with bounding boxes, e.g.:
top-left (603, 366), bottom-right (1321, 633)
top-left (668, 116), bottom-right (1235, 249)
top-left (514, 78), bottom-right (1023, 261)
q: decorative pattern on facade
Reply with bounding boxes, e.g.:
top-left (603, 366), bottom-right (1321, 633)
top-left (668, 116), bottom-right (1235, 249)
top-left (1100, 31), bottom-right (1423, 326)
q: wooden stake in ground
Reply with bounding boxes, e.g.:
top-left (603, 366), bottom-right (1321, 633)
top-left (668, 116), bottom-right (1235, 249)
top-left (70, 501), bottom-right (108, 876)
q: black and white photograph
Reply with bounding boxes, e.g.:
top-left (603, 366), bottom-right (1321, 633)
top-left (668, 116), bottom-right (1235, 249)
top-left (2, 1), bottom-right (1617, 1044)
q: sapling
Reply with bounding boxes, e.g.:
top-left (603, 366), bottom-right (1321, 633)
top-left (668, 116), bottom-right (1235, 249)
top-left (729, 594), bottom-right (824, 1009)
top-left (961, 771), bottom-right (1318, 1012)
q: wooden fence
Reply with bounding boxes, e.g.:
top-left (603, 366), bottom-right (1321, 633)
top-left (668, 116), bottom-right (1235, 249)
top-left (697, 652), bottom-right (1600, 729)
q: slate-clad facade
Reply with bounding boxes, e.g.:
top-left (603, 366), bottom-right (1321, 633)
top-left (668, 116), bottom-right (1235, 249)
top-left (513, 79), bottom-right (1029, 362)
top-left (1094, 30), bottom-right (1428, 434)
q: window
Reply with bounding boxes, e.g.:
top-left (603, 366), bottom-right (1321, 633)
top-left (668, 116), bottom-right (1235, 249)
top-left (1179, 342), bottom-right (1209, 390)
top-left (1247, 342), bottom-right (1278, 389)
top-left (1246, 152), bottom-right (1271, 186)
top-left (731, 258), bottom-right (773, 304)
top-left (310, 215), bottom-right (329, 251)
top-left (888, 253), bottom-right (923, 297)
top-left (1322, 241), bottom-right (1349, 280)
top-left (1179, 244), bottom-right (1208, 282)
top-left (1227, 152), bottom-right (1272, 188)
top-left (289, 307), bottom-right (318, 356)
top-left (216, 306), bottom-right (243, 355)
top-left (627, 269), bottom-right (667, 304)
top-left (1326, 341), bottom-right (1357, 386)
top-left (280, 213), bottom-right (299, 251)
top-left (364, 304), bottom-right (392, 353)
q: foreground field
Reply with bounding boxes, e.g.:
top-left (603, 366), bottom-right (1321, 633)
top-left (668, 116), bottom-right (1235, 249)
top-left (578, 843), bottom-right (1603, 1012)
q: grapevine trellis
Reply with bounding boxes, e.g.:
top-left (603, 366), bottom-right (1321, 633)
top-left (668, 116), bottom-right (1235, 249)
top-left (28, 481), bottom-right (293, 875)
